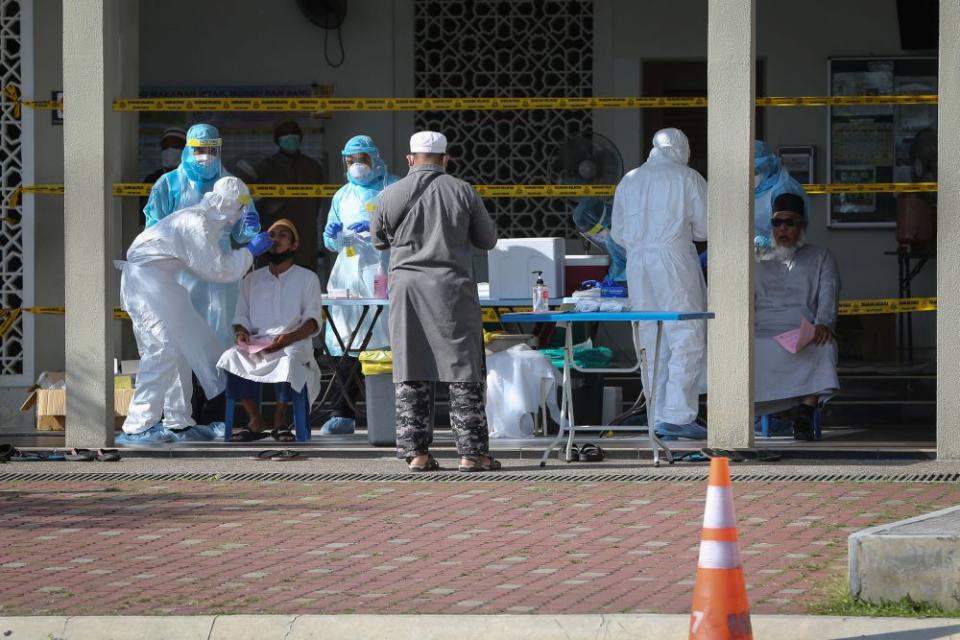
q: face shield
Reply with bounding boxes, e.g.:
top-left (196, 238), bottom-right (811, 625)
top-left (183, 136), bottom-right (223, 182)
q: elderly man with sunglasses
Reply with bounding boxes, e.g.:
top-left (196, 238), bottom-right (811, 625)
top-left (754, 193), bottom-right (841, 440)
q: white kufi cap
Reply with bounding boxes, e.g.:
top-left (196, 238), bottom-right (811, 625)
top-left (410, 131), bottom-right (447, 154)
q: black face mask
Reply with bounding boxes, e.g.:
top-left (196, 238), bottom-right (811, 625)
top-left (266, 250), bottom-right (295, 264)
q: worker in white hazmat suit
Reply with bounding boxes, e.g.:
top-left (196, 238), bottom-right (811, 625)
top-left (117, 177), bottom-right (273, 443)
top-left (610, 128), bottom-right (708, 440)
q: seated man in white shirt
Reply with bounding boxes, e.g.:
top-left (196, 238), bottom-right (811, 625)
top-left (217, 219), bottom-right (323, 441)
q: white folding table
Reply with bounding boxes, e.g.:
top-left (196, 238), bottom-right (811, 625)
top-left (499, 311), bottom-right (715, 467)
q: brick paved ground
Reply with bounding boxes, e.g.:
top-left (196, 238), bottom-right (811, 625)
top-left (0, 478), bottom-right (957, 616)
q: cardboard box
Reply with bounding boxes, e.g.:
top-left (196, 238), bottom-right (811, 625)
top-left (20, 373), bottom-right (135, 431)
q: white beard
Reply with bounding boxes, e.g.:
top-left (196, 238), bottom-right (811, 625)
top-left (771, 234), bottom-right (805, 265)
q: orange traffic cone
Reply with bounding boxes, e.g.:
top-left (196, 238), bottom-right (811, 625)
top-left (689, 457), bottom-right (753, 640)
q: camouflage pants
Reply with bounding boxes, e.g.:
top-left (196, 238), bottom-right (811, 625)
top-left (395, 381), bottom-right (489, 459)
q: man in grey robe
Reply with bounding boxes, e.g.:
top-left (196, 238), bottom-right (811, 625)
top-left (755, 193), bottom-right (840, 440)
top-left (371, 131), bottom-right (500, 472)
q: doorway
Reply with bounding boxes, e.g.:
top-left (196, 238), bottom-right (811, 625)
top-left (642, 60), bottom-right (766, 178)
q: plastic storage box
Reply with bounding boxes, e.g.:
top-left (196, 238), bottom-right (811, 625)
top-left (487, 238), bottom-right (565, 300)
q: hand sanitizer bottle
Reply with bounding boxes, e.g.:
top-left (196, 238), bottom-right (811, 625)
top-left (532, 270), bottom-right (549, 313)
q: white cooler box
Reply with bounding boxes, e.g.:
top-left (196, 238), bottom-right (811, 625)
top-left (487, 238), bottom-right (565, 300)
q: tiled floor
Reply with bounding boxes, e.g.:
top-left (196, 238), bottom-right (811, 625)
top-left (0, 477), bottom-right (956, 616)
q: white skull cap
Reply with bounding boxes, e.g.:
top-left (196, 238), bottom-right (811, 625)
top-left (410, 131), bottom-right (447, 154)
top-left (211, 176), bottom-right (251, 210)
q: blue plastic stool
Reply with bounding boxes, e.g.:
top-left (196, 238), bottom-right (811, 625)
top-left (224, 374), bottom-right (311, 442)
top-left (759, 406), bottom-right (822, 440)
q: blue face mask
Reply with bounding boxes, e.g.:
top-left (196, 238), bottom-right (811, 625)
top-left (278, 134), bottom-right (302, 154)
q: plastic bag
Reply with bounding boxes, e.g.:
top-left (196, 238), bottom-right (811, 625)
top-left (359, 350), bottom-right (393, 375)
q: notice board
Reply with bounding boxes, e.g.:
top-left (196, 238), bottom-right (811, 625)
top-left (828, 57), bottom-right (936, 228)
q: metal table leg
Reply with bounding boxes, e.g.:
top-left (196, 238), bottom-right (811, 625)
top-left (539, 321), bottom-right (573, 467)
top-left (317, 305), bottom-right (380, 417)
top-left (637, 320), bottom-right (672, 466)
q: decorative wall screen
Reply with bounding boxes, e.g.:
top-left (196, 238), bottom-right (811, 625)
top-left (0, 0), bottom-right (26, 380)
top-left (413, 0), bottom-right (594, 238)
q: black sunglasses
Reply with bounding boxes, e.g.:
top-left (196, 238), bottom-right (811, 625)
top-left (770, 217), bottom-right (800, 228)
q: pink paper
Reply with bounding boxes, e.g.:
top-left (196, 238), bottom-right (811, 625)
top-left (237, 336), bottom-right (275, 355)
top-left (773, 319), bottom-right (816, 354)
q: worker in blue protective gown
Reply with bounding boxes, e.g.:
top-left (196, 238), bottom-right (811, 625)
top-left (754, 140), bottom-right (809, 257)
top-left (143, 123), bottom-right (262, 348)
top-left (118, 177), bottom-right (273, 444)
top-left (319, 135), bottom-right (399, 435)
top-left (571, 197), bottom-right (627, 282)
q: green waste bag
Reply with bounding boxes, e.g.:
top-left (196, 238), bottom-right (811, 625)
top-left (539, 345), bottom-right (613, 370)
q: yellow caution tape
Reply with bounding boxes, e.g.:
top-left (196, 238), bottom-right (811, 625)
top-left (839, 297), bottom-right (936, 316)
top-left (107, 94), bottom-right (940, 113)
top-left (805, 182), bottom-right (937, 195)
top-left (3, 84), bottom-right (62, 119)
top-left (0, 296), bottom-right (935, 339)
top-left (0, 308), bottom-right (21, 338)
top-left (6, 184), bottom-right (65, 208)
top-left (3, 89), bottom-right (941, 117)
top-left (13, 181), bottom-right (944, 205)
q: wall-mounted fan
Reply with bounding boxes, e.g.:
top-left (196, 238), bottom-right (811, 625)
top-left (552, 132), bottom-right (623, 188)
top-left (296, 0), bottom-right (348, 68)
top-left (552, 133), bottom-right (626, 281)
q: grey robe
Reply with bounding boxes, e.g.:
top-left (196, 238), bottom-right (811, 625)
top-left (755, 244), bottom-right (840, 407)
top-left (371, 164), bottom-right (497, 382)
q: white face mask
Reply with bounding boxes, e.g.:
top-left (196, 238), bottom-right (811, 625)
top-left (754, 174), bottom-right (763, 189)
top-left (160, 148), bottom-right (181, 169)
top-left (348, 162), bottom-right (371, 181)
top-left (195, 153), bottom-right (215, 167)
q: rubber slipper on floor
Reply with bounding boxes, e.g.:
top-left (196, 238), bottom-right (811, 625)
top-left (700, 447), bottom-right (746, 462)
top-left (677, 451), bottom-right (709, 462)
top-left (756, 449), bottom-right (782, 462)
top-left (64, 448), bottom-right (95, 462)
top-left (577, 443), bottom-right (605, 462)
top-left (95, 449), bottom-right (121, 462)
top-left (254, 449), bottom-right (305, 461)
top-left (9, 448), bottom-right (41, 462)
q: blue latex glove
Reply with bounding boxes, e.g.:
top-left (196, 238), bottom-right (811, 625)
top-left (246, 232), bottom-right (273, 257)
top-left (241, 210), bottom-right (259, 230)
top-left (348, 220), bottom-right (370, 234)
top-left (754, 235), bottom-right (772, 249)
top-left (324, 221), bottom-right (343, 239)
top-left (698, 250), bottom-right (708, 269)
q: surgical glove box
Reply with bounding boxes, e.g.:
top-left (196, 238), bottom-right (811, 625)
top-left (487, 238), bottom-right (565, 300)
top-left (20, 372), bottom-right (135, 431)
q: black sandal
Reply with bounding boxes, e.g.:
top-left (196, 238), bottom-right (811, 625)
top-left (231, 428), bottom-right (270, 442)
top-left (406, 454), bottom-right (440, 472)
top-left (271, 428), bottom-right (296, 443)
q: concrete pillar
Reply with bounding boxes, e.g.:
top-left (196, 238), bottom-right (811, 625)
top-left (938, 0), bottom-right (960, 459)
top-left (706, 0), bottom-right (755, 449)
top-left (63, 0), bottom-right (131, 446)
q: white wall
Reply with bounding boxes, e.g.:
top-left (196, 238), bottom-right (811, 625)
top-left (139, 0), bottom-right (416, 173)
top-left (595, 0), bottom-right (936, 355)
